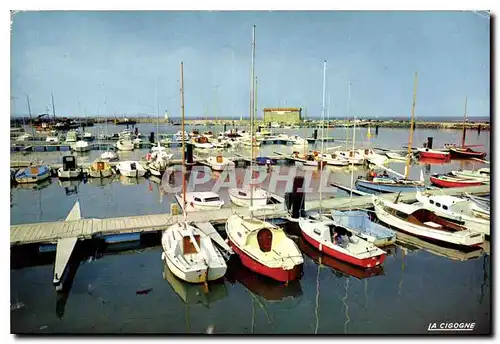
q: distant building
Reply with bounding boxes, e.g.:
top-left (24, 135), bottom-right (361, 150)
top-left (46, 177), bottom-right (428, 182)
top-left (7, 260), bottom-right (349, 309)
top-left (263, 108), bottom-right (302, 124)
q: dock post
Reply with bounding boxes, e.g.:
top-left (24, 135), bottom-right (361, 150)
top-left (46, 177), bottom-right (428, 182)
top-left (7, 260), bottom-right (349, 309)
top-left (375, 125), bottom-right (379, 135)
top-left (186, 143), bottom-right (193, 164)
top-left (478, 125), bottom-right (481, 135)
top-left (427, 137), bottom-right (433, 149)
top-left (291, 176), bottom-right (305, 219)
top-left (313, 129), bottom-right (318, 140)
top-left (223, 123), bottom-right (227, 132)
top-left (149, 132), bottom-right (155, 143)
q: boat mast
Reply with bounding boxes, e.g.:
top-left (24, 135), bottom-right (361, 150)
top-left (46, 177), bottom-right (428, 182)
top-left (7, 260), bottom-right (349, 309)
top-left (405, 72), bottom-right (418, 180)
top-left (461, 96), bottom-right (468, 148)
top-left (348, 82), bottom-right (356, 203)
top-left (26, 95), bottom-right (35, 138)
top-left (319, 60), bottom-right (326, 215)
top-left (156, 81), bottom-right (160, 147)
top-left (180, 61), bottom-right (187, 219)
top-left (51, 92), bottom-right (56, 122)
top-left (345, 83), bottom-right (351, 151)
top-left (250, 25), bottom-right (256, 215)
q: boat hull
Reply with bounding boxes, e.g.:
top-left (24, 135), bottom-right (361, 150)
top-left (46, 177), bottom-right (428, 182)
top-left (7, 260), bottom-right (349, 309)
top-left (57, 168), bottom-right (82, 180)
top-left (418, 150), bottom-right (450, 160)
top-left (227, 239), bottom-right (302, 283)
top-left (430, 176), bottom-right (483, 188)
top-left (449, 148), bottom-right (487, 159)
top-left (301, 228), bottom-right (385, 268)
top-left (89, 169), bottom-right (113, 178)
top-left (373, 199), bottom-right (484, 247)
top-left (164, 254), bottom-right (226, 283)
top-left (355, 179), bottom-right (425, 193)
top-left (15, 167), bottom-right (51, 184)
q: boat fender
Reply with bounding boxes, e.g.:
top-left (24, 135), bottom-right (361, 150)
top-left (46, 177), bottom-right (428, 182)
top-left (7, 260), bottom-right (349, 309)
top-left (161, 252), bottom-right (165, 261)
top-left (319, 243), bottom-right (322, 252)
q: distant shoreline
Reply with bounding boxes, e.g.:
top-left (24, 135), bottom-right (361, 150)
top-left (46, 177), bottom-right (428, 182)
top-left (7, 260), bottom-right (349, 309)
top-left (10, 116), bottom-right (490, 131)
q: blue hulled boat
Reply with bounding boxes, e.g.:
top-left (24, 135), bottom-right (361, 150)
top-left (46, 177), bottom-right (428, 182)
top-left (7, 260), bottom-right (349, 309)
top-left (354, 177), bottom-right (425, 194)
top-left (331, 210), bottom-right (396, 247)
top-left (15, 165), bottom-right (51, 184)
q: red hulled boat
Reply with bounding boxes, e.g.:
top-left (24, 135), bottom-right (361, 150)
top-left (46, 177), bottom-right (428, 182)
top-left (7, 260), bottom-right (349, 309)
top-left (448, 147), bottom-right (487, 160)
top-left (417, 148), bottom-right (451, 160)
top-left (430, 174), bottom-right (484, 188)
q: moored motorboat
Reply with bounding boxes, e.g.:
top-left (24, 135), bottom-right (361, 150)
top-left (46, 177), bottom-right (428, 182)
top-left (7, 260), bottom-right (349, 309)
top-left (415, 191), bottom-right (490, 236)
top-left (72, 140), bottom-right (91, 152)
top-left (225, 214), bottom-right (303, 283)
top-left (88, 160), bottom-right (113, 178)
top-left (184, 192), bottom-right (224, 210)
top-left (429, 174), bottom-right (484, 188)
top-left (116, 161), bottom-right (147, 177)
top-left (116, 139), bottom-right (135, 151)
top-left (100, 150), bottom-right (119, 162)
top-left (15, 164), bottom-right (51, 184)
top-left (206, 155), bottom-right (235, 172)
top-left (228, 187), bottom-right (270, 207)
top-left (57, 156), bottom-right (82, 180)
top-left (372, 195), bottom-right (485, 247)
top-left (331, 210), bottom-right (396, 247)
top-left (161, 222), bottom-right (228, 283)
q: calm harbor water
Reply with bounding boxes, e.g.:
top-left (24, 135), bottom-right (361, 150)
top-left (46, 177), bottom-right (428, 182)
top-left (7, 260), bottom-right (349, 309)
top-left (10, 126), bottom-right (491, 334)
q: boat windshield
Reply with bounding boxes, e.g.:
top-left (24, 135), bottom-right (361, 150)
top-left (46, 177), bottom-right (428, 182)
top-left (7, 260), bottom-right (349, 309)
top-left (204, 197), bottom-right (220, 202)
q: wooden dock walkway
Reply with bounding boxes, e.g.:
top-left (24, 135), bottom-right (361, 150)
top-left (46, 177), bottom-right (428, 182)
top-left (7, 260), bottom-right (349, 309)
top-left (10, 184), bottom-right (489, 246)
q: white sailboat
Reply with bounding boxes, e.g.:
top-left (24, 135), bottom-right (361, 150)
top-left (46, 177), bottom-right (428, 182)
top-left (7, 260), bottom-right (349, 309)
top-left (299, 66), bottom-right (387, 269)
top-left (161, 61), bottom-right (227, 284)
top-left (226, 26), bottom-right (303, 283)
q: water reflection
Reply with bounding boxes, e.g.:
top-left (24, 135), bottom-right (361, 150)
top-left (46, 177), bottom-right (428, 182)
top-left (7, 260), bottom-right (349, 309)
top-left (85, 176), bottom-right (116, 187)
top-left (225, 257), bottom-right (303, 302)
top-left (395, 231), bottom-right (484, 261)
top-left (14, 178), bottom-right (52, 190)
top-left (298, 238), bottom-right (384, 280)
top-left (119, 175), bottom-right (147, 186)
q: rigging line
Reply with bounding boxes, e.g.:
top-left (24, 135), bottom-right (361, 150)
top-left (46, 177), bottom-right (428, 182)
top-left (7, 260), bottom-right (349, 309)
top-left (342, 278), bottom-right (350, 334)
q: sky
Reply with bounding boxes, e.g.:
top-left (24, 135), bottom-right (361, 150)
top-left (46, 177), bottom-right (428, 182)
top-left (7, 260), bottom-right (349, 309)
top-left (10, 11), bottom-right (490, 119)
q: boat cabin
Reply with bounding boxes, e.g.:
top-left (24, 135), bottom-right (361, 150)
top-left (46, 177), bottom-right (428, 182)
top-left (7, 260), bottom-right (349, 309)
top-left (182, 234), bottom-right (201, 255)
top-left (62, 156), bottom-right (77, 171)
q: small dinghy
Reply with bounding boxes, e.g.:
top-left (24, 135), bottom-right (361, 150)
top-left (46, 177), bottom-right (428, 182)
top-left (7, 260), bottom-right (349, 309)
top-left (385, 151), bottom-right (407, 161)
top-left (372, 195), bottom-right (485, 247)
top-left (88, 160), bottom-right (113, 178)
top-left (226, 214), bottom-right (303, 283)
top-left (15, 165), bottom-right (51, 184)
top-left (331, 210), bottom-right (396, 247)
top-left (161, 222), bottom-right (227, 283)
top-left (117, 161), bottom-right (146, 177)
top-left (448, 147), bottom-right (487, 159)
top-left (57, 156), bottom-right (82, 180)
top-left (298, 214), bottom-right (386, 268)
top-left (206, 155), bottom-right (235, 172)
